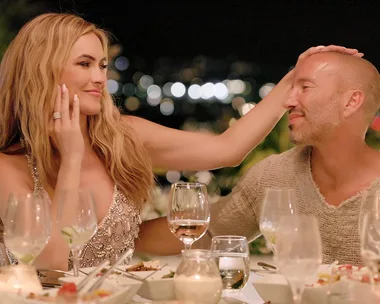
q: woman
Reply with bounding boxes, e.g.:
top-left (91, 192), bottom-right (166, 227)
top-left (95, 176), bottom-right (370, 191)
top-left (0, 12), bottom-right (361, 270)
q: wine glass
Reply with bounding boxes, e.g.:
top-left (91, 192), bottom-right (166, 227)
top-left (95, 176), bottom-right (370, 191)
top-left (167, 182), bottom-right (210, 250)
top-left (259, 187), bottom-right (298, 252)
top-left (3, 192), bottom-right (51, 265)
top-left (56, 188), bottom-right (97, 277)
top-left (360, 210), bottom-right (380, 297)
top-left (275, 215), bottom-right (322, 304)
top-left (359, 188), bottom-right (380, 235)
top-left (211, 235), bottom-right (250, 292)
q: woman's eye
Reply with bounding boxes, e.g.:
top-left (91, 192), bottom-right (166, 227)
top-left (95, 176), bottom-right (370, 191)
top-left (79, 62), bottom-right (90, 67)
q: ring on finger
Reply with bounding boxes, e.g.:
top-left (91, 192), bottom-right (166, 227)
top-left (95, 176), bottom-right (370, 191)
top-left (53, 112), bottom-right (61, 120)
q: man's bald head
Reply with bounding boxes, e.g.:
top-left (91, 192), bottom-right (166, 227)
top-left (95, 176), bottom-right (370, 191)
top-left (302, 52), bottom-right (380, 122)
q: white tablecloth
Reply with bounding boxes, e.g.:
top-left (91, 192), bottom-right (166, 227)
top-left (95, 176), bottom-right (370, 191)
top-left (130, 254), bottom-right (272, 304)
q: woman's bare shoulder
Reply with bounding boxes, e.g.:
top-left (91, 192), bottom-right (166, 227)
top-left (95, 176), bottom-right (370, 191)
top-left (0, 152), bottom-right (31, 183)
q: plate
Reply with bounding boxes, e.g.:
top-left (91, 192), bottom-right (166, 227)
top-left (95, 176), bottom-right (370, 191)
top-left (77, 263), bottom-right (175, 301)
top-left (59, 276), bottom-right (141, 303)
top-left (252, 265), bottom-right (375, 304)
top-left (1, 278), bottom-right (133, 304)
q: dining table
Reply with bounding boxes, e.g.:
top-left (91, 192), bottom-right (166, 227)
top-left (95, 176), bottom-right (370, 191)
top-left (128, 253), bottom-right (274, 304)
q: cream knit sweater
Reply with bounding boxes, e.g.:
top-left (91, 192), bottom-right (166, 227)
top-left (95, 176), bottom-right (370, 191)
top-left (209, 146), bottom-right (379, 265)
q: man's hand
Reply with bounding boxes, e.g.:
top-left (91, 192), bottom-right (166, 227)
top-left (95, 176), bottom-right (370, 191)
top-left (296, 45), bottom-right (364, 67)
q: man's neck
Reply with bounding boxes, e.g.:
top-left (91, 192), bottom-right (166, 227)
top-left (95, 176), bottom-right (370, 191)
top-left (310, 138), bottom-right (375, 187)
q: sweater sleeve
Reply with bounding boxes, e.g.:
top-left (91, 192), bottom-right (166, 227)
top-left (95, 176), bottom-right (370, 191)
top-left (208, 157), bottom-right (272, 242)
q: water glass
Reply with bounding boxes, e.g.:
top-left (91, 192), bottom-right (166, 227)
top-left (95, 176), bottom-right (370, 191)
top-left (211, 235), bottom-right (250, 291)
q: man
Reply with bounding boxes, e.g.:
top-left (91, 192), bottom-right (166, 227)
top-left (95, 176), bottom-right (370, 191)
top-left (209, 50), bottom-right (380, 265)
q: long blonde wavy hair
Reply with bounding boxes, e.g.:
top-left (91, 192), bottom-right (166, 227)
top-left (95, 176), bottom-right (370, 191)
top-left (0, 13), bottom-right (154, 208)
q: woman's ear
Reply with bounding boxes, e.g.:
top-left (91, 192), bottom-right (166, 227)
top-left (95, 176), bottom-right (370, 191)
top-left (342, 90), bottom-right (364, 118)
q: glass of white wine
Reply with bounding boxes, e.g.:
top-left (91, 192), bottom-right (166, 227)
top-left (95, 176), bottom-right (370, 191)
top-left (259, 187), bottom-right (298, 252)
top-left (168, 182), bottom-right (210, 250)
top-left (56, 188), bottom-right (97, 277)
top-left (211, 235), bottom-right (250, 292)
top-left (3, 192), bottom-right (51, 265)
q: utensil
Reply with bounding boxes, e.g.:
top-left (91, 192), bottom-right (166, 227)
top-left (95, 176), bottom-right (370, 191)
top-left (76, 259), bottom-right (110, 293)
top-left (257, 261), bottom-right (277, 271)
top-left (115, 263), bottom-right (168, 282)
top-left (86, 249), bottom-right (134, 292)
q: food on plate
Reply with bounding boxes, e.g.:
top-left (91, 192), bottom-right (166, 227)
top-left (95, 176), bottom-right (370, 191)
top-left (126, 260), bottom-right (161, 271)
top-left (161, 270), bottom-right (175, 279)
top-left (26, 282), bottom-right (111, 302)
top-left (308, 264), bottom-right (378, 287)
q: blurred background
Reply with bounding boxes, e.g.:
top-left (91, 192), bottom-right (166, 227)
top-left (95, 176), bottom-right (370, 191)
top-left (1, 0), bottom-right (380, 254)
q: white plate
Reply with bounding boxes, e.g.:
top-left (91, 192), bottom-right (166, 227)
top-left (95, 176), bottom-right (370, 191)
top-left (76, 265), bottom-right (175, 301)
top-left (253, 273), bottom-right (329, 304)
top-left (59, 276), bottom-right (141, 303)
top-left (1, 278), bottom-right (133, 304)
top-left (252, 265), bottom-right (375, 304)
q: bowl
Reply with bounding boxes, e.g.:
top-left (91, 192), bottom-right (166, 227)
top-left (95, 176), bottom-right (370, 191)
top-left (129, 265), bottom-right (176, 301)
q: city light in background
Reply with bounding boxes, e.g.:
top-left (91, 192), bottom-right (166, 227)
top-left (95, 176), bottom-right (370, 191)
top-left (107, 53), bottom-right (276, 119)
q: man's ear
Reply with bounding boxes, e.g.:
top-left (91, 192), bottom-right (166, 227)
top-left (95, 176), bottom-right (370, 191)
top-left (342, 90), bottom-right (364, 118)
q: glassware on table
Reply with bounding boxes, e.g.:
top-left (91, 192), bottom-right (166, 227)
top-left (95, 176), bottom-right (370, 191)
top-left (3, 192), bottom-right (51, 265)
top-left (0, 264), bottom-right (43, 294)
top-left (167, 182), bottom-right (210, 250)
top-left (360, 210), bottom-right (380, 298)
top-left (56, 188), bottom-right (97, 277)
top-left (174, 249), bottom-right (223, 304)
top-left (211, 235), bottom-right (250, 291)
top-left (359, 188), bottom-right (380, 236)
top-left (275, 214), bottom-right (322, 304)
top-left (259, 187), bottom-right (298, 253)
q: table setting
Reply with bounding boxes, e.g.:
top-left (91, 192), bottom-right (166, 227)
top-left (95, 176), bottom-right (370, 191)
top-left (1, 184), bottom-right (380, 303)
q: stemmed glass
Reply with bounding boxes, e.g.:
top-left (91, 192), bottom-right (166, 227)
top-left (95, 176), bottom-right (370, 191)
top-left (3, 192), bottom-right (51, 265)
top-left (275, 215), bottom-right (322, 304)
top-left (360, 210), bottom-right (380, 298)
top-left (259, 187), bottom-right (298, 252)
top-left (359, 188), bottom-right (380, 235)
top-left (56, 188), bottom-right (97, 277)
top-left (167, 182), bottom-right (210, 250)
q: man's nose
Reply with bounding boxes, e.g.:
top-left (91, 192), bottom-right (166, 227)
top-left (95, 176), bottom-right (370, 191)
top-left (283, 89), bottom-right (299, 110)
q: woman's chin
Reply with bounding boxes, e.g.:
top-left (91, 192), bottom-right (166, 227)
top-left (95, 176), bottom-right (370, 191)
top-left (80, 107), bottom-right (102, 116)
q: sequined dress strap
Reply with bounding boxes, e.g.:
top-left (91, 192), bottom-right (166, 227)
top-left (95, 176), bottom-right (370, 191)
top-left (24, 153), bottom-right (45, 194)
